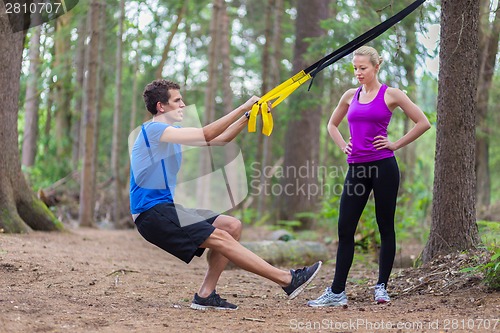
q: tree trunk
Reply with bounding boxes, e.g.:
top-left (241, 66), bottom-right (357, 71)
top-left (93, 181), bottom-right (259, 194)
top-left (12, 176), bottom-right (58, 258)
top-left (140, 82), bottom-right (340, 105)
top-left (130, 51), bottom-right (140, 133)
top-left (279, 0), bottom-right (330, 228)
top-left (257, 0), bottom-right (284, 219)
top-left (423, 0), bottom-right (481, 262)
top-left (0, 12), bottom-right (62, 233)
top-left (72, 17), bottom-right (88, 169)
top-left (43, 87), bottom-right (54, 156)
top-left (92, 2), bottom-right (107, 224)
top-left (79, 0), bottom-right (103, 228)
top-left (255, 0), bottom-right (275, 218)
top-left (111, 0), bottom-right (127, 227)
top-left (475, 0), bottom-right (500, 210)
top-left (219, 1), bottom-right (241, 209)
top-left (271, 0), bottom-right (284, 87)
top-left (22, 25), bottom-right (42, 168)
top-left (54, 12), bottom-right (74, 161)
top-left (197, 0), bottom-right (222, 207)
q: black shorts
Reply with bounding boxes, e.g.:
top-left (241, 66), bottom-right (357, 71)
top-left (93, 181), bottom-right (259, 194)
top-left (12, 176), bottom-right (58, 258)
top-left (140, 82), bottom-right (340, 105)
top-left (135, 202), bottom-right (219, 263)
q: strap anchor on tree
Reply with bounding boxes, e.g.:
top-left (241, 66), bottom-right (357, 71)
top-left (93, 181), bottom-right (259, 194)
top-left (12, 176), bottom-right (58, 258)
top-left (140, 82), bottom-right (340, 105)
top-left (248, 0), bottom-right (426, 136)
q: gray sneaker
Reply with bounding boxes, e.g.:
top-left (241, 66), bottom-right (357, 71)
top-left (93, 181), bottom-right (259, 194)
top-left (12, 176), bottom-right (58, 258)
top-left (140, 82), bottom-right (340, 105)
top-left (374, 283), bottom-right (390, 304)
top-left (307, 287), bottom-right (348, 307)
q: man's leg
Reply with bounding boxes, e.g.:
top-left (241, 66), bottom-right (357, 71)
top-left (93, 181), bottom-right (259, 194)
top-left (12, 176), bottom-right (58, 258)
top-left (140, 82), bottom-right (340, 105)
top-left (197, 215), bottom-right (243, 297)
top-left (199, 226), bottom-right (293, 291)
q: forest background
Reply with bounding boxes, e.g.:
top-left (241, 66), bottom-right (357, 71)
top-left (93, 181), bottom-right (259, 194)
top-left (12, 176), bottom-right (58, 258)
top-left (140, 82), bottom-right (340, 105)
top-left (3, 0), bottom-right (500, 281)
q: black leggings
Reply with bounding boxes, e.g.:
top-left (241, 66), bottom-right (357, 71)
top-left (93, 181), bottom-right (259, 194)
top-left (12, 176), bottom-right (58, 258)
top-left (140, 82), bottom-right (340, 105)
top-left (331, 157), bottom-right (400, 293)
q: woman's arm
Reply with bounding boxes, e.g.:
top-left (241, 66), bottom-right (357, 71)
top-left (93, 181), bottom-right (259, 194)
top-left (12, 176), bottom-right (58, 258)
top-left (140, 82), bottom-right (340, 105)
top-left (328, 89), bottom-right (356, 154)
top-left (374, 88), bottom-right (431, 151)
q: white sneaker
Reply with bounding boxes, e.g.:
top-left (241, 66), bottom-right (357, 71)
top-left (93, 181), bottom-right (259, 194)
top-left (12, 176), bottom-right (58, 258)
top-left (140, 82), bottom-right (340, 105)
top-left (307, 287), bottom-right (348, 307)
top-left (374, 283), bottom-right (390, 304)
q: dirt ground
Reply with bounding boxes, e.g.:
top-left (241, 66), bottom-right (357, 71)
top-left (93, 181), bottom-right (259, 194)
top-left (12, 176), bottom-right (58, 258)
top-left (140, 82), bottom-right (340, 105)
top-left (0, 227), bottom-right (498, 333)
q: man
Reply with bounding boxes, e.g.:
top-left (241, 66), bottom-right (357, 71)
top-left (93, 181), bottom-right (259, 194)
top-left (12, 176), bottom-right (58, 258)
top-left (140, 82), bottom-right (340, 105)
top-left (130, 79), bottom-right (321, 310)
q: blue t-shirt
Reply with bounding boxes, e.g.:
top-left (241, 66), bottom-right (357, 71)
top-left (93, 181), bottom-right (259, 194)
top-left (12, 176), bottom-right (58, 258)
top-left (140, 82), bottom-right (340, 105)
top-left (129, 122), bottom-right (182, 214)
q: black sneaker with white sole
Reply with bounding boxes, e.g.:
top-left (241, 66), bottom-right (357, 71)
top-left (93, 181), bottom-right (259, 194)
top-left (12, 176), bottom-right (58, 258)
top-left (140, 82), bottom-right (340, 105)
top-left (282, 261), bottom-right (322, 300)
top-left (190, 290), bottom-right (238, 310)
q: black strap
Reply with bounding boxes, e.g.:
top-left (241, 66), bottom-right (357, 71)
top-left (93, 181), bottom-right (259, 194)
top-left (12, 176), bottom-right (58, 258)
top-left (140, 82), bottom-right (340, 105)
top-left (306, 0), bottom-right (426, 90)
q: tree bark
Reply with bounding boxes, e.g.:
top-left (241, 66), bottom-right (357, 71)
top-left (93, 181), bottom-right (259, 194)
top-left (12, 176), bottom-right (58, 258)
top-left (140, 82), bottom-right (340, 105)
top-left (219, 1), bottom-right (241, 209)
top-left (72, 17), bottom-right (88, 169)
top-left (79, 0), bottom-right (103, 228)
top-left (0, 11), bottom-right (62, 233)
top-left (279, 0), bottom-right (330, 228)
top-left (111, 0), bottom-right (127, 227)
top-left (54, 12), bottom-right (74, 161)
top-left (130, 51), bottom-right (140, 133)
top-left (255, 0), bottom-right (275, 218)
top-left (475, 0), bottom-right (500, 210)
top-left (22, 25), bottom-right (42, 168)
top-left (423, 0), bottom-right (481, 262)
top-left (197, 0), bottom-right (223, 207)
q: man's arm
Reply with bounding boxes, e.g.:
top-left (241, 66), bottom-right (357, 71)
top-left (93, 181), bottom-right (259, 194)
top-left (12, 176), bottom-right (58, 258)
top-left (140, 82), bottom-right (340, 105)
top-left (208, 114), bottom-right (248, 146)
top-left (160, 96), bottom-right (259, 146)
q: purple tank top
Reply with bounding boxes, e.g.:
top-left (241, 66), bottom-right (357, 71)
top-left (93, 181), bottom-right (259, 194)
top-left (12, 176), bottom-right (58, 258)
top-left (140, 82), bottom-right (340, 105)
top-left (346, 84), bottom-right (394, 163)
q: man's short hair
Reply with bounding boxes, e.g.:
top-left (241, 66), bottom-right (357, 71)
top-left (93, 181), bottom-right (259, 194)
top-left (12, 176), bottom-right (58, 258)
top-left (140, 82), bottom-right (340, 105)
top-left (143, 79), bottom-right (181, 115)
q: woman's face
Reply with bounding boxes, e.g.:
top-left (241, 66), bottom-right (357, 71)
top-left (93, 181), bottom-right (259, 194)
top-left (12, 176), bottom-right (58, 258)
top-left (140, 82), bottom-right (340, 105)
top-left (352, 55), bottom-right (379, 84)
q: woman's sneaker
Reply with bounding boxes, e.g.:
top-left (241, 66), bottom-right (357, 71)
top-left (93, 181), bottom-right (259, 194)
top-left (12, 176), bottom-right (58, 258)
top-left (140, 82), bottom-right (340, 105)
top-left (374, 283), bottom-right (390, 304)
top-left (190, 290), bottom-right (238, 310)
top-left (282, 261), bottom-right (322, 299)
top-left (307, 287), bottom-right (348, 307)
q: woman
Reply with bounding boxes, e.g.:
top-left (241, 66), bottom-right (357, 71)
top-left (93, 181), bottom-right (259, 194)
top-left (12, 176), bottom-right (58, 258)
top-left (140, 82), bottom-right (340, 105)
top-left (308, 46), bottom-right (431, 307)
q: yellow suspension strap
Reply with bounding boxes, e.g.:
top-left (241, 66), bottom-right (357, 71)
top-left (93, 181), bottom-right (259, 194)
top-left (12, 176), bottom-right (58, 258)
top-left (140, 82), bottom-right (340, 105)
top-left (249, 0), bottom-right (426, 136)
top-left (248, 71), bottom-right (313, 135)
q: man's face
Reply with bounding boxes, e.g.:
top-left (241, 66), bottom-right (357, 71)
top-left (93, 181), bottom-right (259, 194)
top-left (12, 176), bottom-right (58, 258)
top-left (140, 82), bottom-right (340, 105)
top-left (161, 89), bottom-right (185, 123)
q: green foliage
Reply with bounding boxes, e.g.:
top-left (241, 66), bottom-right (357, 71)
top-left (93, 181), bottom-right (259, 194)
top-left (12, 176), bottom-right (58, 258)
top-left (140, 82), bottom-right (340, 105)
top-left (460, 249), bottom-right (500, 291)
top-left (14, 0), bottom-right (499, 234)
top-left (489, 72), bottom-right (500, 202)
top-left (478, 220), bottom-right (500, 248)
top-left (22, 164), bottom-right (62, 190)
top-left (460, 221), bottom-right (500, 290)
top-left (482, 249), bottom-right (500, 290)
top-left (236, 207), bottom-right (258, 225)
top-left (273, 220), bottom-right (302, 232)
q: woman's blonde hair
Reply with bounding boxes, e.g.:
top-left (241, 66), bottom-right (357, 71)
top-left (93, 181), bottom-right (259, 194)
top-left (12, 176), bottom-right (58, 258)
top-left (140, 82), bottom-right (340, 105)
top-left (353, 46), bottom-right (383, 67)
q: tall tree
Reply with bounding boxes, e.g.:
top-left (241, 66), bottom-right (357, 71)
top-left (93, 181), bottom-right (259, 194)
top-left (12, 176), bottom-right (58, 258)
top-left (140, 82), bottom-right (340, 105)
top-left (423, 0), bottom-right (481, 262)
top-left (219, 0), bottom-right (241, 206)
top-left (279, 0), bottom-right (330, 227)
top-left (54, 12), bottom-right (74, 161)
top-left (22, 26), bottom-right (42, 168)
top-left (79, 0), bottom-right (103, 227)
top-left (111, 0), bottom-right (127, 227)
top-left (197, 0), bottom-right (223, 206)
top-left (0, 13), bottom-right (61, 233)
top-left (255, 0), bottom-right (275, 218)
top-left (72, 17), bottom-right (88, 169)
top-left (476, 0), bottom-right (500, 210)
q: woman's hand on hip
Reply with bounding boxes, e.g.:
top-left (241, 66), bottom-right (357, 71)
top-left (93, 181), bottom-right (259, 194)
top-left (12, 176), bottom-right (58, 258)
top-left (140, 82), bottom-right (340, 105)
top-left (373, 136), bottom-right (397, 151)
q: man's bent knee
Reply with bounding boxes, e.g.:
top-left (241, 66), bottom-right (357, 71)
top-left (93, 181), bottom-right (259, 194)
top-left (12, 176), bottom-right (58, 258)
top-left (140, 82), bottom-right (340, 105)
top-left (229, 218), bottom-right (242, 240)
top-left (213, 216), bottom-right (242, 240)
